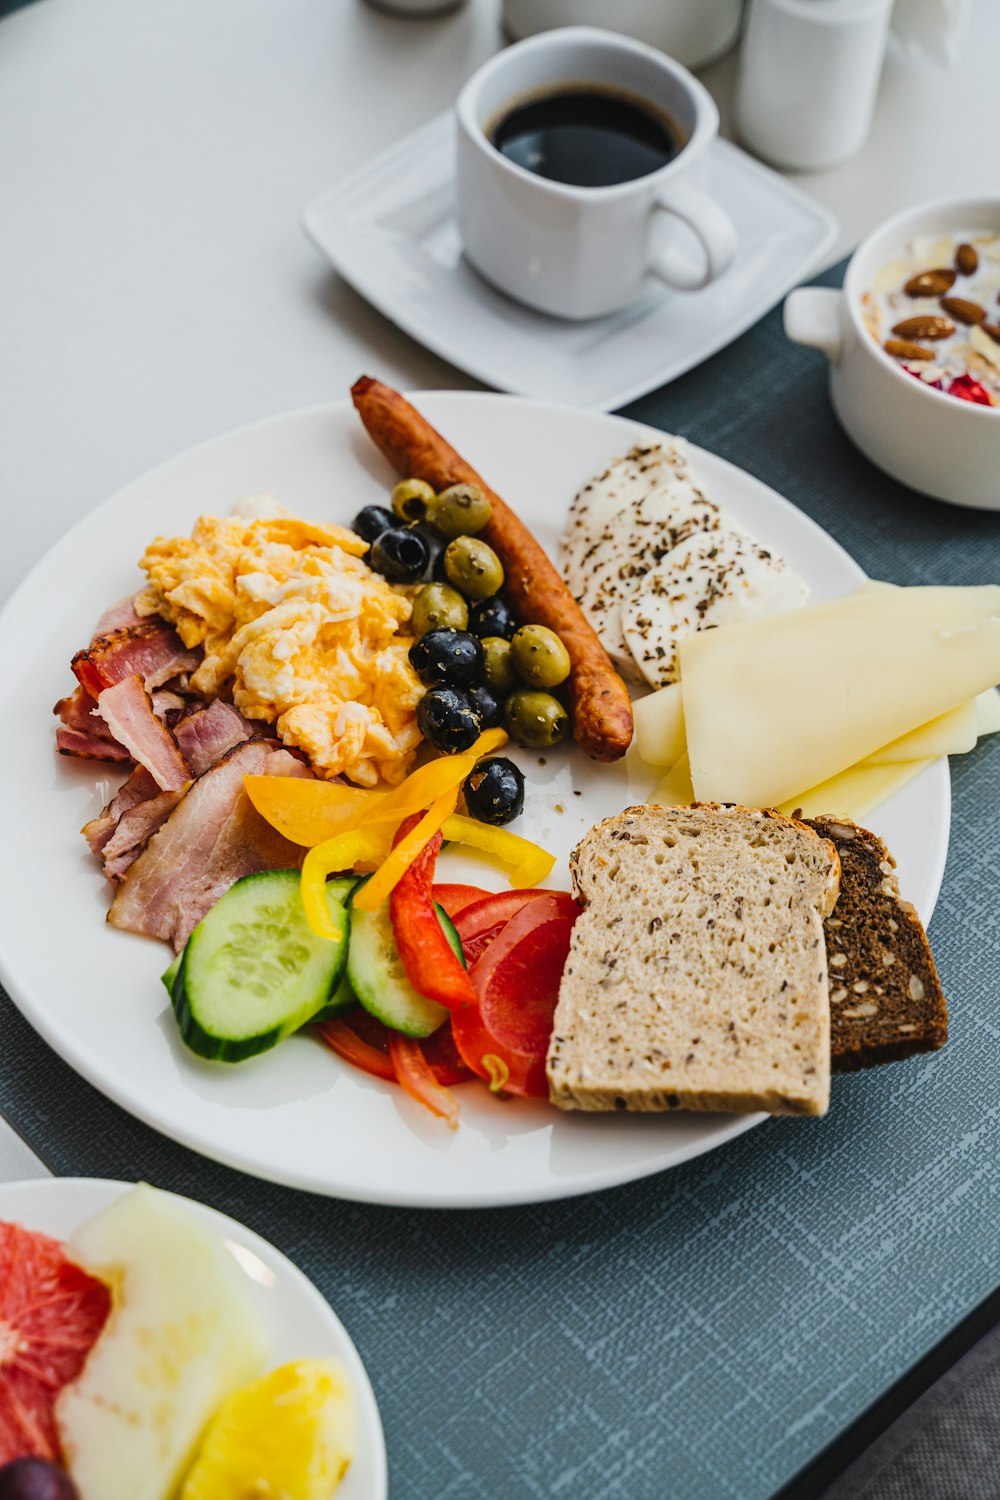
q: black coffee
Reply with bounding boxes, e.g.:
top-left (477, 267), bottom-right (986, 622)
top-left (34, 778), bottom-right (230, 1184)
top-left (490, 85), bottom-right (682, 189)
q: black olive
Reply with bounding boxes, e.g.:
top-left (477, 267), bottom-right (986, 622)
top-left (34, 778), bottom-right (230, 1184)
top-left (416, 687), bottom-right (482, 754)
top-left (463, 756), bottom-right (525, 825)
top-left (0, 1458), bottom-right (81, 1500)
top-left (468, 594), bottom-right (516, 640)
top-left (409, 629), bottom-right (484, 688)
top-left (467, 683), bottom-right (503, 730)
top-left (369, 525), bottom-right (430, 583)
top-left (351, 504), bottom-right (395, 544)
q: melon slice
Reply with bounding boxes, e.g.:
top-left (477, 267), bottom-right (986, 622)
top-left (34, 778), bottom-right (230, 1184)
top-left (55, 1184), bottom-right (268, 1500)
top-left (0, 1222), bottom-right (110, 1464)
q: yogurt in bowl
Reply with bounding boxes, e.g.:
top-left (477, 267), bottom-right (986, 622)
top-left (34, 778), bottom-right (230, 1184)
top-left (785, 197), bottom-right (1000, 511)
top-left (863, 231), bottom-right (1000, 409)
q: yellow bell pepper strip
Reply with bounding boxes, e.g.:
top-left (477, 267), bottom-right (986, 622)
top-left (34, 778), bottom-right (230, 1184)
top-left (244, 777), bottom-right (385, 847)
top-left (440, 815), bottom-right (556, 888)
top-left (301, 825), bottom-right (394, 939)
top-left (244, 728), bottom-right (506, 847)
top-left (351, 790), bottom-right (458, 913)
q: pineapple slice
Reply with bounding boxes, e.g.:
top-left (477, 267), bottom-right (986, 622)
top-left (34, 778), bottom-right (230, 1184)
top-left (56, 1184), bottom-right (268, 1500)
top-left (180, 1358), bottom-right (355, 1498)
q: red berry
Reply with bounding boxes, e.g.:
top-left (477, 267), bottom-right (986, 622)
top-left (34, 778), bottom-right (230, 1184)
top-left (948, 374), bottom-right (994, 406)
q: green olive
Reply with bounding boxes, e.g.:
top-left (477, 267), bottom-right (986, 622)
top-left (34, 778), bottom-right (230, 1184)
top-left (429, 483), bottom-right (493, 540)
top-left (510, 624), bottom-right (571, 689)
top-left (481, 636), bottom-right (518, 694)
top-left (411, 582), bottom-right (469, 635)
top-left (443, 535), bottom-right (504, 602)
top-left (391, 477), bottom-right (436, 524)
top-left (504, 689), bottom-right (568, 749)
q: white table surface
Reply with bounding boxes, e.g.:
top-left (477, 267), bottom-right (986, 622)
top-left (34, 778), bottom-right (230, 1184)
top-left (0, 0), bottom-right (996, 613)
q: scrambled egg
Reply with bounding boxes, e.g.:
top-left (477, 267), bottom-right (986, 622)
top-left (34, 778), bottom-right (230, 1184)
top-left (135, 496), bottom-right (423, 786)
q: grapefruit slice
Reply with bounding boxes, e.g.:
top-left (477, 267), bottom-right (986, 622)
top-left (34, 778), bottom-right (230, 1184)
top-left (0, 1221), bottom-right (111, 1464)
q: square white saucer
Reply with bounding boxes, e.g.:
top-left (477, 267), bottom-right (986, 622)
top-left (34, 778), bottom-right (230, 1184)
top-left (303, 112), bottom-right (837, 411)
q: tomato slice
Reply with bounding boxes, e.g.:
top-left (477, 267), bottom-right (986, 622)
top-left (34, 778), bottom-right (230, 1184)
top-left (454, 888), bottom-right (578, 966)
top-left (453, 906), bottom-right (578, 1098)
top-left (388, 1033), bottom-right (460, 1128)
top-left (318, 1008), bottom-right (472, 1087)
top-left (431, 883), bottom-right (491, 919)
top-left (421, 1021), bottom-right (476, 1085)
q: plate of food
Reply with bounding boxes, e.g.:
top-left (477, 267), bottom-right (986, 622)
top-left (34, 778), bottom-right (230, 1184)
top-left (2, 384), bottom-right (998, 1207)
top-left (0, 1176), bottom-right (386, 1498)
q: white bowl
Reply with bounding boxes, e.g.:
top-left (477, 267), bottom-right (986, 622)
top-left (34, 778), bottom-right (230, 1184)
top-left (784, 196), bottom-right (1000, 511)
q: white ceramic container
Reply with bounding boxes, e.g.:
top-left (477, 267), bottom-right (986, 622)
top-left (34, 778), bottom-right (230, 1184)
top-left (735, 0), bottom-right (893, 172)
top-left (501, 0), bottom-right (744, 70)
top-left (785, 196), bottom-right (1000, 511)
top-left (455, 26), bottom-right (738, 320)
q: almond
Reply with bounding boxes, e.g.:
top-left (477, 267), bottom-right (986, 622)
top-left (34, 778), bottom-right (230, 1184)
top-left (891, 315), bottom-right (954, 341)
top-left (939, 296), bottom-right (986, 326)
top-left (955, 242), bottom-right (979, 276)
top-left (884, 338), bottom-right (934, 362)
top-left (982, 323), bottom-right (1000, 345)
top-left (903, 268), bottom-right (957, 298)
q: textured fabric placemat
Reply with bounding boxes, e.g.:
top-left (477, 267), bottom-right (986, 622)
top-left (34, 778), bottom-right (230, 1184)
top-left (1, 258), bottom-right (998, 1500)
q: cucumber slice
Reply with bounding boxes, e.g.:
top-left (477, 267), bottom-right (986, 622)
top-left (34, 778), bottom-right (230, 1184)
top-left (347, 890), bottom-right (464, 1038)
top-left (311, 876), bottom-right (359, 1023)
top-left (161, 953), bottom-right (181, 997)
top-left (172, 869), bottom-right (349, 1062)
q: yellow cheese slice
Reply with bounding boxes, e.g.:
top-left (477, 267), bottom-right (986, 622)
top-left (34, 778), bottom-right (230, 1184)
top-left (650, 751), bottom-right (695, 807)
top-left (867, 699), bottom-right (978, 763)
top-left (680, 584), bottom-right (1000, 807)
top-left (977, 687), bottom-right (1000, 737)
top-left (632, 682), bottom-right (686, 766)
top-left (776, 757), bottom-right (933, 822)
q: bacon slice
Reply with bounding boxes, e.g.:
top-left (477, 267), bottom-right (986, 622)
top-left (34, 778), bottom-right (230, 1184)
top-left (72, 622), bottom-right (199, 699)
top-left (96, 676), bottom-right (190, 792)
top-left (56, 726), bottom-right (132, 761)
top-left (173, 701), bottom-right (253, 777)
top-left (101, 788), bottom-right (189, 883)
top-left (83, 767), bottom-right (160, 860)
top-left (108, 740), bottom-right (312, 950)
top-left (54, 683), bottom-right (131, 763)
top-left (351, 376), bottom-right (633, 761)
top-left (93, 593), bottom-right (144, 637)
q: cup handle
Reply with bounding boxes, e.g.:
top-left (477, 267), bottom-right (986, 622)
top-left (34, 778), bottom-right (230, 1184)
top-left (784, 287), bottom-right (844, 363)
top-left (648, 179), bottom-right (739, 292)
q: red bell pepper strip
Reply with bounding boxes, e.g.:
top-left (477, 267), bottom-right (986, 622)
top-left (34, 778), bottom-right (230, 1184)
top-left (317, 1016), bottom-right (395, 1082)
top-left (389, 815), bottom-right (478, 1010)
top-left (388, 1032), bottom-right (460, 1128)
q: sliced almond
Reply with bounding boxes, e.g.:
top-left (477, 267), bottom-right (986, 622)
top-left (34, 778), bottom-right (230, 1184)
top-left (939, 296), bottom-right (987, 326)
top-left (885, 338), bottom-right (934, 362)
top-left (904, 268), bottom-right (957, 298)
top-left (891, 315), bottom-right (954, 341)
top-left (970, 325), bottom-right (1000, 368)
top-left (956, 242), bottom-right (979, 276)
top-left (982, 323), bottom-right (1000, 344)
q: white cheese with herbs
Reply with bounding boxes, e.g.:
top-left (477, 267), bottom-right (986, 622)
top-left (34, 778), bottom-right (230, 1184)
top-left (621, 528), bottom-right (809, 688)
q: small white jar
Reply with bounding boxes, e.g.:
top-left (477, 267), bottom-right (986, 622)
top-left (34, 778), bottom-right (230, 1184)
top-left (734, 0), bottom-right (893, 171)
top-left (785, 196), bottom-right (1000, 511)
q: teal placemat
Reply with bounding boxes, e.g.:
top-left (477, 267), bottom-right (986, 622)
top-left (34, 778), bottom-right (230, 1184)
top-left (1, 259), bottom-right (998, 1500)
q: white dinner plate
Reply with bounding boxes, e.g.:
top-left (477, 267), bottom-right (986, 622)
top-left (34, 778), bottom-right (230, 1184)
top-left (0, 1176), bottom-right (387, 1500)
top-left (303, 115), bottom-right (837, 411)
top-left (0, 395), bottom-right (949, 1208)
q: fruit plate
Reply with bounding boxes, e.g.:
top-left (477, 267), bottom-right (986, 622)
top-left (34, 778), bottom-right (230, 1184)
top-left (0, 395), bottom-right (950, 1208)
top-left (0, 1177), bottom-right (388, 1499)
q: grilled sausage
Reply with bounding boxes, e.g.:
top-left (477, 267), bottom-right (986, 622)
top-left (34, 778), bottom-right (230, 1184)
top-left (351, 377), bottom-right (634, 761)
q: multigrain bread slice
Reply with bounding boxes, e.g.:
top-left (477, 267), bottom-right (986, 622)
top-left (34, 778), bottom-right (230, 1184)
top-left (547, 804), bottom-right (841, 1117)
top-left (802, 815), bottom-right (948, 1070)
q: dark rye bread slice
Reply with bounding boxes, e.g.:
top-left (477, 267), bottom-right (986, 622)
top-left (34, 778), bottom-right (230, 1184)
top-left (803, 816), bottom-right (947, 1070)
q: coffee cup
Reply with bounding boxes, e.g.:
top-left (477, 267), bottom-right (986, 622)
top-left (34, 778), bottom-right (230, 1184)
top-left (455, 26), bottom-right (738, 320)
